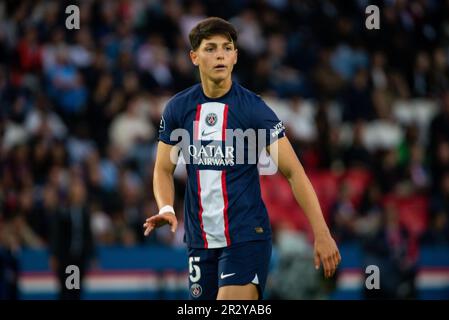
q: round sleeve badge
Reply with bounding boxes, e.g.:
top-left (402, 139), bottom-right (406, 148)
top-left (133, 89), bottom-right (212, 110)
top-left (190, 283), bottom-right (202, 298)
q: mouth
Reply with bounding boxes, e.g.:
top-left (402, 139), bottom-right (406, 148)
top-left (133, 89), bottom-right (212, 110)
top-left (213, 64), bottom-right (227, 71)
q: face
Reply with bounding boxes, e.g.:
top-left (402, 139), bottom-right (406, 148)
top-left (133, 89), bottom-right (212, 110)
top-left (70, 179), bottom-right (86, 205)
top-left (190, 34), bottom-right (238, 83)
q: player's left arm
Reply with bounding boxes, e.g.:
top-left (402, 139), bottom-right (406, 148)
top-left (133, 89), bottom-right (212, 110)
top-left (267, 136), bottom-right (341, 278)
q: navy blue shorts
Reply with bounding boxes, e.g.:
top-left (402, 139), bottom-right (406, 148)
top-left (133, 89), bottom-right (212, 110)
top-left (187, 240), bottom-right (272, 300)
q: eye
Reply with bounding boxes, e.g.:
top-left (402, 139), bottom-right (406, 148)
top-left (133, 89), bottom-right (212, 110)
top-left (225, 47), bottom-right (233, 51)
top-left (205, 47), bottom-right (214, 52)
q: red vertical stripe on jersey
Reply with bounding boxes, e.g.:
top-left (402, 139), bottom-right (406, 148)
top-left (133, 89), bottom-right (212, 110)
top-left (222, 104), bottom-right (229, 140)
top-left (222, 105), bottom-right (230, 245)
top-left (221, 170), bottom-right (231, 246)
top-left (194, 104), bottom-right (201, 140)
top-left (196, 170), bottom-right (208, 248)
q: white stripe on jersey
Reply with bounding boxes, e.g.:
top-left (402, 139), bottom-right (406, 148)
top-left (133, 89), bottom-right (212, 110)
top-left (198, 169), bottom-right (227, 248)
top-left (195, 102), bottom-right (230, 248)
top-left (196, 102), bottom-right (226, 141)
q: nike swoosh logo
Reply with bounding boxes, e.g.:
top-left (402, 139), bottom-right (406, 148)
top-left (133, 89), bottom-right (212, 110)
top-left (202, 130), bottom-right (218, 136)
top-left (220, 272), bottom-right (236, 279)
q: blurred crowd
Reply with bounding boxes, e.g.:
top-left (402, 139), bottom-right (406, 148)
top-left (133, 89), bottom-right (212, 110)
top-left (1, 0), bottom-right (449, 299)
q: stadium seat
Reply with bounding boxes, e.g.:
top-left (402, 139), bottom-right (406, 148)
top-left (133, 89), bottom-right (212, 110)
top-left (339, 168), bottom-right (373, 208)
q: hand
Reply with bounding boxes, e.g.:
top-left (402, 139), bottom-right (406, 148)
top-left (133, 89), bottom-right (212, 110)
top-left (143, 213), bottom-right (178, 236)
top-left (314, 232), bottom-right (341, 278)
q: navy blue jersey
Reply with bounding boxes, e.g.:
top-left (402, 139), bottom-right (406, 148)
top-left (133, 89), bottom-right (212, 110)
top-left (159, 82), bottom-right (285, 248)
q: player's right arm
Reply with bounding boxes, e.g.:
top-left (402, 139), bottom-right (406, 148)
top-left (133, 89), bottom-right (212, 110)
top-left (143, 141), bottom-right (179, 235)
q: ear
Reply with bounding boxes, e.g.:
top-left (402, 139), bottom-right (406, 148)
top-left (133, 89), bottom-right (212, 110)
top-left (190, 50), bottom-right (198, 66)
top-left (234, 48), bottom-right (238, 65)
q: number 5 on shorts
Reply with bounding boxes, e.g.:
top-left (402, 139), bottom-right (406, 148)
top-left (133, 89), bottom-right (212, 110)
top-left (189, 257), bottom-right (201, 282)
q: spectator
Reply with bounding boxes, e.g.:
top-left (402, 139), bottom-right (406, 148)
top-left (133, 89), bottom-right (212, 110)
top-left (329, 183), bottom-right (358, 243)
top-left (341, 68), bottom-right (374, 122)
top-left (0, 216), bottom-right (19, 300)
top-left (269, 229), bottom-right (329, 300)
top-left (24, 93), bottom-right (67, 140)
top-left (420, 211), bottom-right (449, 246)
top-left (363, 206), bottom-right (416, 299)
top-left (49, 178), bottom-right (94, 300)
top-left (109, 98), bottom-right (155, 154)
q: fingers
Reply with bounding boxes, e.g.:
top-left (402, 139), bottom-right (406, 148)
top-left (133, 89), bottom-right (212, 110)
top-left (322, 250), bottom-right (341, 278)
top-left (322, 256), bottom-right (333, 278)
top-left (315, 236), bottom-right (341, 278)
top-left (143, 217), bottom-right (157, 236)
top-left (143, 214), bottom-right (178, 236)
top-left (328, 256), bottom-right (336, 278)
top-left (314, 252), bottom-right (321, 270)
top-left (143, 216), bottom-right (163, 229)
top-left (144, 225), bottom-right (153, 236)
top-left (143, 219), bottom-right (154, 236)
top-left (143, 219), bottom-right (152, 228)
top-left (170, 218), bottom-right (178, 233)
top-left (332, 250), bottom-right (341, 270)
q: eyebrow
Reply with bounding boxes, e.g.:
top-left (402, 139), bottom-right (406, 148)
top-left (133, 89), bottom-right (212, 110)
top-left (203, 41), bottom-right (234, 47)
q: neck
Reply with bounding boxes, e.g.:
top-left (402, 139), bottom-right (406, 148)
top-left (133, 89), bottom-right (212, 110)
top-left (201, 76), bottom-right (232, 99)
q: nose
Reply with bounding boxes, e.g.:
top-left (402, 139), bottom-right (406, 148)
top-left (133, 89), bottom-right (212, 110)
top-left (216, 48), bottom-right (225, 60)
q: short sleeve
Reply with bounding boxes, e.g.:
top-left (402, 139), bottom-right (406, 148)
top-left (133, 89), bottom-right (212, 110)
top-left (158, 100), bottom-right (181, 145)
top-left (253, 98), bottom-right (286, 147)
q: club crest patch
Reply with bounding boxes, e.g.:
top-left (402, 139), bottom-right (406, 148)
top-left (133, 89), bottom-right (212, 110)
top-left (205, 113), bottom-right (217, 126)
top-left (190, 283), bottom-right (202, 298)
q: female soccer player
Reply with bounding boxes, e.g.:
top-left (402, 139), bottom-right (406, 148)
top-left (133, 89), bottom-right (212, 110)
top-left (143, 17), bottom-right (340, 300)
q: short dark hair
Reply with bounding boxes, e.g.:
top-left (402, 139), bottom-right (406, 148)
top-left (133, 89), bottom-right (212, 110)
top-left (189, 17), bottom-right (238, 51)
